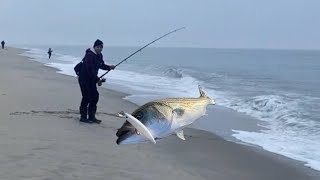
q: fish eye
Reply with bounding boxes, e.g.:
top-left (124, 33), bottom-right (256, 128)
top-left (134, 112), bottom-right (144, 120)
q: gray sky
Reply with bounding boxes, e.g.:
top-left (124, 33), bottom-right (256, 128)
top-left (0, 0), bottom-right (319, 49)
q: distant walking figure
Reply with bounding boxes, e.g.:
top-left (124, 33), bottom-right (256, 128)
top-left (48, 48), bottom-right (53, 59)
top-left (1, 40), bottom-right (5, 49)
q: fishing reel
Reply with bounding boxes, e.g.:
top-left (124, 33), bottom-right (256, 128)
top-left (97, 78), bottom-right (106, 86)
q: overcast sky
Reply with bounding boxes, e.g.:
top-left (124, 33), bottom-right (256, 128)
top-left (0, 0), bottom-right (319, 49)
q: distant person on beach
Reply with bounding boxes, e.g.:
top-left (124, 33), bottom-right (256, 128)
top-left (77, 39), bottom-right (116, 124)
top-left (48, 48), bottom-right (53, 59)
top-left (1, 40), bottom-right (5, 49)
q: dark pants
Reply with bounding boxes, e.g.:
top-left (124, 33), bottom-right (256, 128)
top-left (48, 53), bottom-right (52, 59)
top-left (1, 45), bottom-right (4, 49)
top-left (79, 80), bottom-right (99, 119)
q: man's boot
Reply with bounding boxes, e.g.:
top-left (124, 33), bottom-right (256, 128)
top-left (79, 106), bottom-right (93, 124)
top-left (88, 106), bottom-right (102, 124)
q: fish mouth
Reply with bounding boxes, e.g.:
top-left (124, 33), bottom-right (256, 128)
top-left (116, 127), bottom-right (138, 145)
top-left (116, 127), bottom-right (131, 137)
top-left (116, 132), bottom-right (134, 145)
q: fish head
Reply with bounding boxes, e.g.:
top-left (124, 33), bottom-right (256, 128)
top-left (116, 103), bottom-right (171, 144)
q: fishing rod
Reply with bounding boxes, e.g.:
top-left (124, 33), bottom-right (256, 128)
top-left (99, 27), bottom-right (186, 79)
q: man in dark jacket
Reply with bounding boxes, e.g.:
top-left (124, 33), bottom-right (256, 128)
top-left (78, 39), bottom-right (115, 123)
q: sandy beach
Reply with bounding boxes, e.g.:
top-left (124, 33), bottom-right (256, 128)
top-left (0, 47), bottom-right (319, 180)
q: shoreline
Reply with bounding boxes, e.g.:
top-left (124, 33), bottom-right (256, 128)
top-left (1, 47), bottom-right (319, 179)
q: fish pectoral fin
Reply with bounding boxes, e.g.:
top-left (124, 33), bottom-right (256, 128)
top-left (176, 130), bottom-right (186, 140)
top-left (172, 108), bottom-right (185, 117)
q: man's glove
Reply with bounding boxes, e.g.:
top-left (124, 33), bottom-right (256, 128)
top-left (110, 65), bottom-right (116, 70)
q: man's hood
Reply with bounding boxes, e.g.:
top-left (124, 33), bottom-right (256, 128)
top-left (86, 48), bottom-right (97, 55)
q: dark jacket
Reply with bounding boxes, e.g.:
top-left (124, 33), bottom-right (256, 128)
top-left (78, 48), bottom-right (112, 83)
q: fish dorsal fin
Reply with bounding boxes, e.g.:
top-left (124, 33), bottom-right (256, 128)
top-left (176, 130), bottom-right (186, 140)
top-left (198, 85), bottom-right (207, 97)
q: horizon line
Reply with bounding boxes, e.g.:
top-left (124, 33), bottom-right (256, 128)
top-left (10, 43), bottom-right (320, 52)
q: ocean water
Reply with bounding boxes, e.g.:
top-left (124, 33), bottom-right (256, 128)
top-left (20, 45), bottom-right (320, 171)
